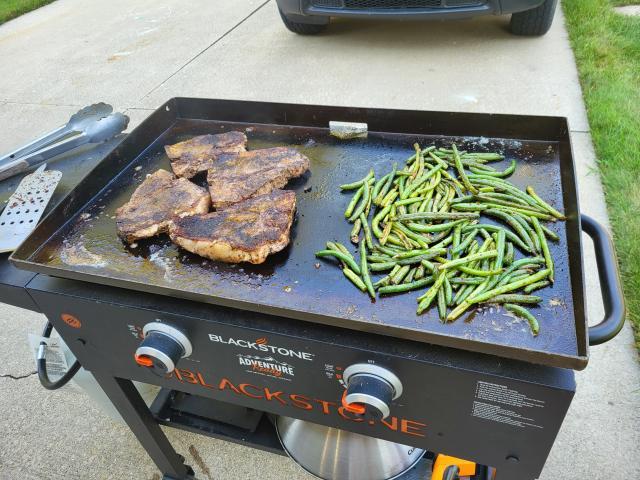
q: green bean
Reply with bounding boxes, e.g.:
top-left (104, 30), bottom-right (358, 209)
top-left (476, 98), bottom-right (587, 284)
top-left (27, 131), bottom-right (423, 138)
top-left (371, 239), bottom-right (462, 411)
top-left (372, 204), bottom-right (392, 238)
top-left (406, 219), bottom-right (467, 234)
top-left (326, 241), bottom-right (348, 268)
top-left (316, 249), bottom-right (361, 274)
top-left (437, 287), bottom-right (447, 320)
top-left (526, 186), bottom-right (565, 219)
top-left (392, 265), bottom-right (411, 285)
top-left (378, 277), bottom-right (435, 295)
top-left (452, 144), bottom-right (478, 194)
top-left (484, 209), bottom-right (535, 252)
top-left (398, 253), bottom-right (445, 266)
top-left (374, 244), bottom-right (401, 256)
top-left (468, 177), bottom-right (540, 208)
top-left (488, 294), bottom-right (542, 304)
top-left (414, 264), bottom-right (425, 280)
top-left (392, 222), bottom-right (429, 248)
top-left (450, 277), bottom-right (484, 285)
top-left (417, 272), bottom-right (447, 314)
top-left (348, 179), bottom-right (371, 222)
top-left (504, 304), bottom-right (539, 336)
top-left (473, 195), bottom-right (547, 215)
top-left (374, 276), bottom-right (391, 288)
top-left (368, 254), bottom-right (392, 263)
top-left (481, 192), bottom-right (528, 205)
top-left (344, 184), bottom-right (364, 219)
top-left (360, 243), bottom-right (376, 299)
top-left (461, 224), bottom-right (530, 252)
top-left (468, 268), bottom-right (551, 304)
top-left (333, 242), bottom-right (351, 257)
top-left (469, 159), bottom-right (516, 178)
top-left (438, 250), bottom-right (498, 271)
top-left (404, 267), bottom-right (416, 283)
top-left (402, 164), bottom-right (443, 199)
top-left (451, 203), bottom-right (489, 212)
top-left (381, 189), bottom-right (399, 207)
top-left (392, 248), bottom-right (447, 260)
top-left (340, 169), bottom-right (374, 190)
top-left (396, 212), bottom-right (480, 222)
top-left (452, 228), bottom-right (478, 255)
top-left (369, 261), bottom-right (397, 272)
top-left (512, 213), bottom-right (538, 253)
top-left (372, 172), bottom-right (391, 202)
top-left (542, 224), bottom-right (559, 242)
top-left (360, 213), bottom-right (374, 250)
top-left (524, 280), bottom-right (550, 293)
top-left (456, 266), bottom-right (503, 277)
top-left (532, 217), bottom-right (554, 283)
top-left (444, 276), bottom-right (453, 306)
top-left (350, 218), bottom-right (362, 244)
top-left (374, 163), bottom-right (397, 205)
top-left (504, 241), bottom-right (515, 264)
top-left (343, 268), bottom-right (367, 291)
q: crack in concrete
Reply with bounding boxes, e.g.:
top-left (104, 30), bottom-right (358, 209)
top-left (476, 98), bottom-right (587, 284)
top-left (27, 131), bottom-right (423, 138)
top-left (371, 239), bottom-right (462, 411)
top-left (0, 371), bottom-right (37, 380)
top-left (139, 0), bottom-right (272, 102)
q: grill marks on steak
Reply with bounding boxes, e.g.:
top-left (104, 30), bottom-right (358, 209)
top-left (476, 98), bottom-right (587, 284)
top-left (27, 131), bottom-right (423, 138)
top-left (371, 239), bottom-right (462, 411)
top-left (207, 147), bottom-right (309, 208)
top-left (164, 131), bottom-right (247, 178)
top-left (116, 169), bottom-right (210, 243)
top-left (169, 190), bottom-right (296, 264)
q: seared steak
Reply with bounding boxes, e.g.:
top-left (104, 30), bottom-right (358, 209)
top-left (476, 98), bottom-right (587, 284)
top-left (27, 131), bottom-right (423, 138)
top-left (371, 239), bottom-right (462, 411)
top-left (207, 147), bottom-right (309, 208)
top-left (169, 190), bottom-right (296, 264)
top-left (116, 169), bottom-right (210, 243)
top-left (164, 131), bottom-right (247, 178)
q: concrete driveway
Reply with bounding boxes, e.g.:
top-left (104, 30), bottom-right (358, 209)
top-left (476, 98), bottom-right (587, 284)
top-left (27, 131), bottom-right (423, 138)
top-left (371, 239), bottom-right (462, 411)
top-left (1, 1), bottom-right (639, 479)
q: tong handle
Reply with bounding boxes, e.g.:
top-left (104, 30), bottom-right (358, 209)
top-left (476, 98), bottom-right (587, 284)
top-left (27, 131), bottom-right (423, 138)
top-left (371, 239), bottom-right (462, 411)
top-left (0, 124), bottom-right (70, 166)
top-left (581, 215), bottom-right (626, 345)
top-left (0, 133), bottom-right (86, 182)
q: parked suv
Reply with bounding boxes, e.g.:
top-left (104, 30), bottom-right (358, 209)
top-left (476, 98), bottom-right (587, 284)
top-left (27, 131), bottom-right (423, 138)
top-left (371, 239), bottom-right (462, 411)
top-left (277, 0), bottom-right (557, 36)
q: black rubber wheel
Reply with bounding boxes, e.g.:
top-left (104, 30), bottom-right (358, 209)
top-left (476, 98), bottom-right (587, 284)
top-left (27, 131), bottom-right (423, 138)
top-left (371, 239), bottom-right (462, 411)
top-left (509, 0), bottom-right (558, 36)
top-left (278, 8), bottom-right (329, 35)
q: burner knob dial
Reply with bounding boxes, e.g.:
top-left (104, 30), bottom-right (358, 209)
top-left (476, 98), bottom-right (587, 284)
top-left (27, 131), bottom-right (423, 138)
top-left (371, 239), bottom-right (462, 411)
top-left (134, 323), bottom-right (192, 375)
top-left (342, 364), bottom-right (403, 420)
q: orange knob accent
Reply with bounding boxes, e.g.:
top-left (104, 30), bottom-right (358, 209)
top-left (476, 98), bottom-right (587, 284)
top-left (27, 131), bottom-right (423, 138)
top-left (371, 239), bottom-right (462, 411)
top-left (134, 354), bottom-right (153, 367)
top-left (341, 389), bottom-right (366, 415)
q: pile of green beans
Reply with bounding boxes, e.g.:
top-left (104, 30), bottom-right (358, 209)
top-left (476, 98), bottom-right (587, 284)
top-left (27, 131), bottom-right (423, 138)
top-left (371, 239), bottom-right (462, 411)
top-left (315, 143), bottom-right (565, 336)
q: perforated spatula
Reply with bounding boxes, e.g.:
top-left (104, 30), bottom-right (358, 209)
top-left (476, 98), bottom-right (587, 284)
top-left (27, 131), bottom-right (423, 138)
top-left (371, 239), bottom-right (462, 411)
top-left (0, 164), bottom-right (62, 253)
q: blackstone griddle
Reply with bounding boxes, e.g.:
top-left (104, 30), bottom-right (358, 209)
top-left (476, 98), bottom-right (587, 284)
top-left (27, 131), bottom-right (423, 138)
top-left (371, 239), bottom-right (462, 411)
top-left (2, 99), bottom-right (626, 480)
top-left (11, 98), bottom-right (623, 369)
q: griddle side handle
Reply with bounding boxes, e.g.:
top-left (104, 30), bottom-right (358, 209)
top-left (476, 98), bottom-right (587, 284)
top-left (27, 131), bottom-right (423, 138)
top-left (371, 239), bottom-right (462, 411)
top-left (581, 215), bottom-right (626, 345)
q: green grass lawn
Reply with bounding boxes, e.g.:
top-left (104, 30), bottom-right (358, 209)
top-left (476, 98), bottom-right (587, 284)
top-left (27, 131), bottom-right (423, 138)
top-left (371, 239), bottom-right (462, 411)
top-left (0, 0), bottom-right (55, 25)
top-left (562, 0), bottom-right (640, 345)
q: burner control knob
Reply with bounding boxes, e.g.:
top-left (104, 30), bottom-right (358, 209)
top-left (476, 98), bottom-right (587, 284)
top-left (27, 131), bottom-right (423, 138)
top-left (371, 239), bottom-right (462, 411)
top-left (134, 323), bottom-right (192, 375)
top-left (342, 364), bottom-right (403, 420)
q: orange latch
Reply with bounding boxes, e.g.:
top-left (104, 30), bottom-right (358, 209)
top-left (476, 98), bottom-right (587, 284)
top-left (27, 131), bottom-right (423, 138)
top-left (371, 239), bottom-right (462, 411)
top-left (134, 354), bottom-right (153, 367)
top-left (341, 389), bottom-right (366, 415)
top-left (432, 454), bottom-right (477, 480)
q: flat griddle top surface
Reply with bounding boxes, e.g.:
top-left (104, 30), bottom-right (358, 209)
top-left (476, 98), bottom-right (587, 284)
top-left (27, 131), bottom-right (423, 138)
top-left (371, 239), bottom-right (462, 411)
top-left (13, 101), bottom-right (586, 368)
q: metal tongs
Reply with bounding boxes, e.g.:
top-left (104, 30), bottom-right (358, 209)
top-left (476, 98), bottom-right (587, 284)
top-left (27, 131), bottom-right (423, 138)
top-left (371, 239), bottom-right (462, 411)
top-left (0, 103), bottom-right (129, 182)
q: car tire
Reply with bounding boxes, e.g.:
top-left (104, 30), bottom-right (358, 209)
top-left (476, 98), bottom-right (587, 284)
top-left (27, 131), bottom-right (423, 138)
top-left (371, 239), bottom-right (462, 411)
top-left (278, 8), bottom-right (329, 35)
top-left (509, 0), bottom-right (558, 36)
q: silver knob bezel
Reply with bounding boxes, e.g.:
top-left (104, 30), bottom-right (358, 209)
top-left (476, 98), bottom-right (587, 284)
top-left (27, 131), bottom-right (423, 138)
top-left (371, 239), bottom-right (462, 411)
top-left (343, 363), bottom-right (403, 399)
top-left (141, 322), bottom-right (193, 357)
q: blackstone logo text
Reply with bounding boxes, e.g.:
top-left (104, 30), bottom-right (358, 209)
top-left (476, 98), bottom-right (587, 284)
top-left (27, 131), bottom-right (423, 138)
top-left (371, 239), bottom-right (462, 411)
top-left (208, 334), bottom-right (314, 361)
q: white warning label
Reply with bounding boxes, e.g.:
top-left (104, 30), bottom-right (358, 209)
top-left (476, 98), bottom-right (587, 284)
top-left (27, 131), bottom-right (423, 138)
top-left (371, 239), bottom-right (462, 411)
top-left (472, 381), bottom-right (545, 429)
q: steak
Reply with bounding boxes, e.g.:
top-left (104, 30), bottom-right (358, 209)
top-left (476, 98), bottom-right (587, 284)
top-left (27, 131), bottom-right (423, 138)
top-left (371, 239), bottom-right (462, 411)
top-left (164, 131), bottom-right (247, 178)
top-left (169, 190), bottom-right (296, 264)
top-left (207, 147), bottom-right (309, 208)
top-left (116, 169), bottom-right (210, 243)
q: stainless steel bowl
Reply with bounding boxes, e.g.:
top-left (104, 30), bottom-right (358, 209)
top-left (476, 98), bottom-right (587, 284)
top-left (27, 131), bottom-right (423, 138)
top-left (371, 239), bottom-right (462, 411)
top-left (276, 416), bottom-right (425, 480)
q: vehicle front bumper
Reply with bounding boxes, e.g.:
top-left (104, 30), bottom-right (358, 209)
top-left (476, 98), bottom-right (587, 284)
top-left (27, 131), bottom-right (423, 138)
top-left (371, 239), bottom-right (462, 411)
top-left (277, 0), bottom-right (545, 21)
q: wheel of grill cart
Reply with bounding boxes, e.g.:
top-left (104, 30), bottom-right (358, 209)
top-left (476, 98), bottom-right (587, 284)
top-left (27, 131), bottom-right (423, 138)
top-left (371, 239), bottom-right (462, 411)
top-left (509, 0), bottom-right (558, 36)
top-left (278, 8), bottom-right (329, 35)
